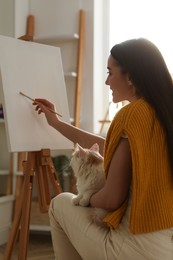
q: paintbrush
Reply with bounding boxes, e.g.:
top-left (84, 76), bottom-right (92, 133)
top-left (19, 91), bottom-right (62, 117)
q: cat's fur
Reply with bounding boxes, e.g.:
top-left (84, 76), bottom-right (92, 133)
top-left (70, 143), bottom-right (105, 206)
top-left (70, 143), bottom-right (108, 227)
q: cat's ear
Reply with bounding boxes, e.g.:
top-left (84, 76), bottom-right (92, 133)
top-left (76, 143), bottom-right (87, 158)
top-left (75, 143), bottom-right (80, 151)
top-left (90, 143), bottom-right (99, 152)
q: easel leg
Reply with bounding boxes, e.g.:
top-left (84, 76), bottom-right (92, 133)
top-left (40, 149), bottom-right (62, 195)
top-left (3, 152), bottom-right (35, 260)
top-left (6, 153), bottom-right (13, 195)
top-left (4, 149), bottom-right (62, 259)
top-left (35, 151), bottom-right (50, 212)
top-left (3, 182), bottom-right (24, 260)
top-left (18, 152), bottom-right (35, 260)
top-left (48, 159), bottom-right (63, 195)
top-left (35, 149), bottom-right (62, 212)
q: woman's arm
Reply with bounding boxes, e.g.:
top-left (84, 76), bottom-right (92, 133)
top-left (90, 138), bottom-right (132, 210)
top-left (33, 98), bottom-right (105, 155)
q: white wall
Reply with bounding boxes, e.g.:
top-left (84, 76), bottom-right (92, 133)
top-left (14, 0), bottom-right (29, 37)
top-left (28, 0), bottom-right (109, 134)
top-left (0, 0), bottom-right (15, 37)
top-left (0, 0), bottom-right (110, 134)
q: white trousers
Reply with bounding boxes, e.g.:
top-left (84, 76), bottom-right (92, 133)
top-left (48, 192), bottom-right (173, 260)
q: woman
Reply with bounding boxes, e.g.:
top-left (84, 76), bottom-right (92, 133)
top-left (33, 38), bottom-right (173, 259)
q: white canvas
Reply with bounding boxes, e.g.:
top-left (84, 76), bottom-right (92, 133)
top-left (0, 35), bottom-right (73, 152)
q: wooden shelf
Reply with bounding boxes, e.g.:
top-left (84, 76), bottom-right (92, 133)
top-left (0, 169), bottom-right (9, 175)
top-left (64, 72), bottom-right (77, 78)
top-left (70, 117), bottom-right (74, 124)
top-left (35, 33), bottom-right (79, 44)
top-left (0, 194), bottom-right (14, 203)
top-left (30, 224), bottom-right (51, 232)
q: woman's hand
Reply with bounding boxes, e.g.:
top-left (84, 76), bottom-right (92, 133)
top-left (33, 98), bottom-right (55, 113)
top-left (33, 98), bottom-right (59, 127)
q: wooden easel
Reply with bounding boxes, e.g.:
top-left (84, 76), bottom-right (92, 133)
top-left (6, 15), bottom-right (34, 196)
top-left (74, 9), bottom-right (85, 128)
top-left (4, 15), bottom-right (62, 260)
top-left (3, 149), bottom-right (62, 260)
top-left (18, 15), bottom-right (34, 42)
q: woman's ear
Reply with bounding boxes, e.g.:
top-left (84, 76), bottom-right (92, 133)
top-left (127, 74), bottom-right (133, 86)
top-left (127, 75), bottom-right (138, 97)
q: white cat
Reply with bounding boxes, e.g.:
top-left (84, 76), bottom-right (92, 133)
top-left (70, 143), bottom-right (105, 206)
top-left (70, 143), bottom-right (109, 227)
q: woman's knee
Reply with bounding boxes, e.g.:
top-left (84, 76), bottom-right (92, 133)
top-left (48, 192), bottom-right (75, 217)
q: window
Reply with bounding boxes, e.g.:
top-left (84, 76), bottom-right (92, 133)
top-left (109, 0), bottom-right (173, 119)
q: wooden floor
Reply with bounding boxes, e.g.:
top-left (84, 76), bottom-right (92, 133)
top-left (0, 200), bottom-right (55, 259)
top-left (0, 232), bottom-right (55, 259)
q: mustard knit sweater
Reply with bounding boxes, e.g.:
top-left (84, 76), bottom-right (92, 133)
top-left (103, 98), bottom-right (173, 234)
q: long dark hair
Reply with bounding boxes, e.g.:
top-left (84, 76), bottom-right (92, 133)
top-left (111, 38), bottom-right (173, 173)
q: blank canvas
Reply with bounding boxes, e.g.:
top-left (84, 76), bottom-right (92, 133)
top-left (0, 35), bottom-right (73, 152)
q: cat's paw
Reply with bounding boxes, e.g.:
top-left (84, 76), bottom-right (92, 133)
top-left (79, 197), bottom-right (90, 207)
top-left (72, 196), bottom-right (80, 205)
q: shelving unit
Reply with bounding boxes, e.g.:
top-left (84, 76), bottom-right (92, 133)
top-left (35, 10), bottom-right (85, 127)
top-left (0, 169), bottom-right (9, 175)
top-left (0, 1), bottom-right (16, 245)
top-left (0, 117), bottom-right (15, 245)
top-left (0, 119), bottom-right (10, 186)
